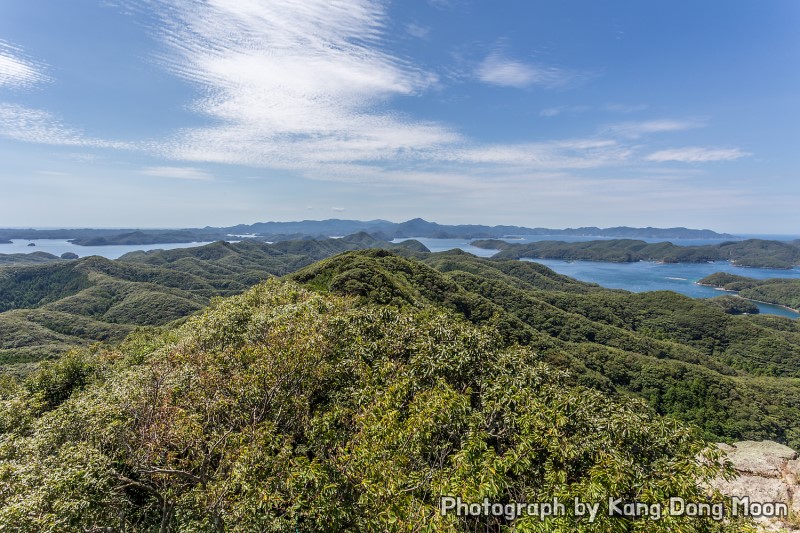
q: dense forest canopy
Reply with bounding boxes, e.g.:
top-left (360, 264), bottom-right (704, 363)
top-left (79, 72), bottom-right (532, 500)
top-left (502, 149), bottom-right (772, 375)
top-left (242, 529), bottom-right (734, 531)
top-left (2, 239), bottom-right (800, 529)
top-left (699, 273), bottom-right (800, 311)
top-left (0, 278), bottom-right (749, 531)
top-left (473, 238), bottom-right (800, 269)
top-left (3, 244), bottom-right (800, 450)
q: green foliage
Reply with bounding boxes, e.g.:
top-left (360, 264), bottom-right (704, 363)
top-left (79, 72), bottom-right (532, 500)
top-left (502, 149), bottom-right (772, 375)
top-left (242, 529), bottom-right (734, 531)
top-left (0, 251), bottom-right (63, 266)
top-left (0, 280), bottom-right (746, 531)
top-left (291, 251), bottom-right (800, 448)
top-left (0, 262), bottom-right (91, 312)
top-left (478, 238), bottom-right (800, 269)
top-left (699, 272), bottom-right (800, 311)
top-left (706, 295), bottom-right (760, 315)
top-left (0, 238), bottom-right (425, 368)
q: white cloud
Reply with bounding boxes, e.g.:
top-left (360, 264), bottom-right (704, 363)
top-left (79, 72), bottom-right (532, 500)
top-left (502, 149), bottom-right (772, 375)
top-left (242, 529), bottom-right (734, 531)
top-left (144, 0), bottom-right (456, 171)
top-left (331, 207), bottom-right (346, 212)
top-left (0, 103), bottom-right (133, 149)
top-left (405, 23), bottom-right (431, 39)
top-left (603, 103), bottom-right (647, 114)
top-left (0, 41), bottom-right (49, 89)
top-left (604, 119), bottom-right (705, 139)
top-left (476, 52), bottom-right (572, 89)
top-left (91, 1), bottom-right (747, 192)
top-left (141, 166), bottom-right (214, 181)
top-left (427, 0), bottom-right (455, 9)
top-left (645, 147), bottom-right (749, 163)
top-left (540, 105), bottom-right (590, 117)
top-left (447, 139), bottom-right (631, 170)
top-left (37, 170), bottom-right (70, 176)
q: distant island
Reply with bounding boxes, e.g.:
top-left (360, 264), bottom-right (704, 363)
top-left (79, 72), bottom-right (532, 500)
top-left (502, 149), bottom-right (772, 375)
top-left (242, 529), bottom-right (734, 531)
top-left (0, 251), bottom-right (63, 266)
top-left (472, 238), bottom-right (800, 269)
top-left (698, 273), bottom-right (800, 311)
top-left (0, 218), bottom-right (739, 246)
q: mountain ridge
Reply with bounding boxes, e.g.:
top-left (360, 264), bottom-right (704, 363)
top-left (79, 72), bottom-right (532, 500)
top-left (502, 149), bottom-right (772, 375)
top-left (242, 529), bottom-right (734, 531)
top-left (0, 218), bottom-right (739, 246)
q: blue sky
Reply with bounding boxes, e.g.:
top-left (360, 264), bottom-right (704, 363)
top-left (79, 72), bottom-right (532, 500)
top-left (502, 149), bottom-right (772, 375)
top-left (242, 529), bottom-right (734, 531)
top-left (0, 0), bottom-right (797, 232)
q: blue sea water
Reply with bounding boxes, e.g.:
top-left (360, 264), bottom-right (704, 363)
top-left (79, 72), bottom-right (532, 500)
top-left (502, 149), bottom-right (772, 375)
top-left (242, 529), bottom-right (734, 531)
top-left (0, 239), bottom-right (216, 260)
top-left (5, 236), bottom-right (799, 318)
top-left (393, 236), bottom-right (800, 319)
top-left (527, 258), bottom-right (800, 319)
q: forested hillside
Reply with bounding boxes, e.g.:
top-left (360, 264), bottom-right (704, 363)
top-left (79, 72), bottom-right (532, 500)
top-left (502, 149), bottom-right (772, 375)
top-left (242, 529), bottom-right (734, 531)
top-left (4, 243), bottom-right (800, 449)
top-left (0, 236), bottom-right (425, 370)
top-left (290, 250), bottom-right (800, 448)
top-left (0, 279), bottom-right (747, 532)
top-left (699, 272), bottom-right (800, 311)
top-left (473, 238), bottom-right (800, 268)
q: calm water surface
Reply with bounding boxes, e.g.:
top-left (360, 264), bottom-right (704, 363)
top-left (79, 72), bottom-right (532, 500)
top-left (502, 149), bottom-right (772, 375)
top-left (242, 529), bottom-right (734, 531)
top-left (394, 236), bottom-right (800, 319)
top-left (6, 236), bottom-right (799, 318)
top-left (0, 239), bottom-right (216, 260)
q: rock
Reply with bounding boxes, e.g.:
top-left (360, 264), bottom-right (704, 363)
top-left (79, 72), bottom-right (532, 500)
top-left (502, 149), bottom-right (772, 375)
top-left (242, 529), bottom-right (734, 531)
top-left (712, 440), bottom-right (800, 531)
top-left (723, 440), bottom-right (797, 477)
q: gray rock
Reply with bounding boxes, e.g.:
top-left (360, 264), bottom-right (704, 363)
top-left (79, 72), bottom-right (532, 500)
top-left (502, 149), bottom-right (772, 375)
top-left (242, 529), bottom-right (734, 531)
top-left (712, 440), bottom-right (800, 531)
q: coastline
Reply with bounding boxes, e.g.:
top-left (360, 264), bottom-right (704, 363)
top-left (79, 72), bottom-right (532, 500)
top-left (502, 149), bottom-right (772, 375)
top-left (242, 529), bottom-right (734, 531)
top-left (696, 283), bottom-right (800, 314)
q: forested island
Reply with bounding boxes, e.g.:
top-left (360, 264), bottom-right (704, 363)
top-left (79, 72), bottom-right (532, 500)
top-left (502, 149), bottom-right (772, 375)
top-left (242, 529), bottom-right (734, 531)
top-left (472, 238), bottom-right (800, 269)
top-left (699, 273), bottom-right (800, 311)
top-left (0, 251), bottom-right (63, 266)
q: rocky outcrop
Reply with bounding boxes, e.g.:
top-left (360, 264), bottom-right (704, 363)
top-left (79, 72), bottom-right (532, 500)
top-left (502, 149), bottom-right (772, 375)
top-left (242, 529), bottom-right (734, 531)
top-left (714, 440), bottom-right (800, 531)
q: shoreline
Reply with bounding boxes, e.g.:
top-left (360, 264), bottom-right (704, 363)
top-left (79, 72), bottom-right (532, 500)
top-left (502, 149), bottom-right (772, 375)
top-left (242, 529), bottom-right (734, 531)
top-left (695, 283), bottom-right (800, 315)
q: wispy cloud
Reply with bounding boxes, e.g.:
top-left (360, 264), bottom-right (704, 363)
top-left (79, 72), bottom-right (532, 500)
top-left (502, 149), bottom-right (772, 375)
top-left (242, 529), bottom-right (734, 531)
top-left (0, 103), bottom-right (133, 149)
top-left (540, 105), bottom-right (591, 117)
top-left (645, 147), bottom-right (749, 163)
top-left (476, 52), bottom-right (574, 89)
top-left (604, 118), bottom-right (705, 139)
top-left (145, 0), bottom-right (455, 170)
top-left (427, 0), bottom-right (456, 9)
top-left (36, 170), bottom-right (70, 176)
top-left (0, 40), bottom-right (49, 89)
top-left (603, 103), bottom-right (648, 114)
top-left (141, 166), bottom-right (214, 181)
top-left (446, 139), bottom-right (632, 170)
top-left (541, 103), bottom-right (648, 117)
top-left (58, 0), bottom-right (745, 193)
top-left (405, 23), bottom-right (431, 39)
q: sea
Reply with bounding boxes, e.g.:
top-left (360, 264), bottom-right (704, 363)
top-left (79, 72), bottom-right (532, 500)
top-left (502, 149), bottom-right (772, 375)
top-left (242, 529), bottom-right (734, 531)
top-left (3, 235), bottom-right (799, 319)
top-left (392, 236), bottom-right (800, 319)
top-left (0, 239), bottom-right (216, 260)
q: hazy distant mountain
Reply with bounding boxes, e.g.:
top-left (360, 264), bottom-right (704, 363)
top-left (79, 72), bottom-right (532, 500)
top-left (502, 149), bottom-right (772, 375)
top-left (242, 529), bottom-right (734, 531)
top-left (0, 218), bottom-right (739, 246)
top-left (224, 218), bottom-right (740, 240)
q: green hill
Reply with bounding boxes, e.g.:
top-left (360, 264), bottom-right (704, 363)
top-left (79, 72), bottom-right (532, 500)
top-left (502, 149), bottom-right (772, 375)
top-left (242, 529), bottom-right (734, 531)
top-left (0, 238), bottom-right (428, 370)
top-left (474, 238), bottom-right (800, 269)
top-left (699, 273), bottom-right (800, 311)
top-left (290, 250), bottom-right (800, 447)
top-left (0, 279), bottom-right (746, 532)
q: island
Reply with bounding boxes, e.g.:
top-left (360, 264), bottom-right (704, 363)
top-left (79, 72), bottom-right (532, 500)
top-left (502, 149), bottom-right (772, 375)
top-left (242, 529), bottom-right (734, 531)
top-left (698, 273), bottom-right (800, 312)
top-left (472, 238), bottom-right (800, 269)
top-left (0, 251), bottom-right (62, 266)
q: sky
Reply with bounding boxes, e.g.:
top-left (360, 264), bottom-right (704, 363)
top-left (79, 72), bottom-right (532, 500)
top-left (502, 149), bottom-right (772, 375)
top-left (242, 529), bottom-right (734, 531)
top-left (0, 0), bottom-right (798, 233)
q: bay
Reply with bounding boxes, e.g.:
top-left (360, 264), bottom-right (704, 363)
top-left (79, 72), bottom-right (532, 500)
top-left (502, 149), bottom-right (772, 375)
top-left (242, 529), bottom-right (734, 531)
top-left (0, 239), bottom-right (216, 260)
top-left (527, 258), bottom-right (800, 319)
top-left (393, 237), bottom-right (800, 319)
